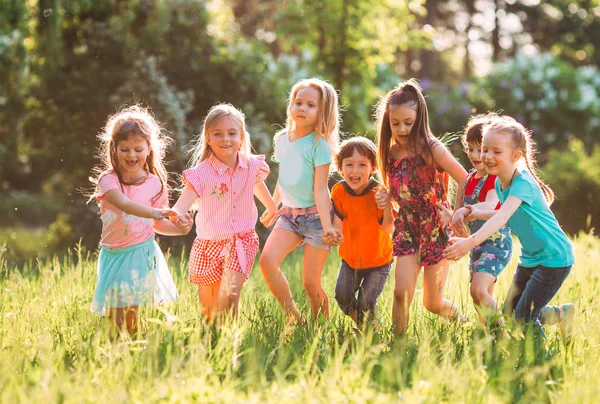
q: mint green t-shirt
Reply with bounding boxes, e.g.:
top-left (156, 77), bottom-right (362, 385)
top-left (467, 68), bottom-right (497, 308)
top-left (496, 169), bottom-right (574, 268)
top-left (274, 132), bottom-right (331, 208)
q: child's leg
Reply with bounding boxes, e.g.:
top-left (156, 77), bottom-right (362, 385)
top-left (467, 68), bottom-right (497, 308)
top-left (108, 306), bottom-right (141, 337)
top-left (198, 282), bottom-right (220, 321)
top-left (259, 228), bottom-right (303, 319)
top-left (422, 259), bottom-right (459, 319)
top-left (334, 261), bottom-right (360, 323)
top-left (470, 272), bottom-right (498, 324)
top-left (356, 263), bottom-right (390, 326)
top-left (513, 266), bottom-right (571, 334)
top-left (302, 244), bottom-right (330, 319)
top-left (392, 255), bottom-right (420, 334)
top-left (502, 266), bottom-right (534, 318)
top-left (218, 269), bottom-right (247, 318)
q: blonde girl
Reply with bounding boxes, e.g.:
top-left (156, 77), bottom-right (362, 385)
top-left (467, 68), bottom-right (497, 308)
top-left (376, 79), bottom-right (468, 335)
top-left (259, 78), bottom-right (340, 322)
top-left (444, 117), bottom-right (575, 340)
top-left (90, 105), bottom-right (191, 335)
top-left (172, 104), bottom-right (277, 320)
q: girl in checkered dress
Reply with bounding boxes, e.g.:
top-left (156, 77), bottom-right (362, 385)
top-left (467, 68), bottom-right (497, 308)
top-left (89, 105), bottom-right (193, 337)
top-left (172, 104), bottom-right (278, 320)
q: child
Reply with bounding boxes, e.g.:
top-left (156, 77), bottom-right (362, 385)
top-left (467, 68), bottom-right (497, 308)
top-left (376, 79), bottom-right (468, 335)
top-left (451, 114), bottom-right (513, 327)
top-left (171, 104), bottom-right (277, 320)
top-left (90, 105), bottom-right (192, 335)
top-left (444, 116), bottom-right (575, 339)
top-left (259, 78), bottom-right (341, 322)
top-left (322, 137), bottom-right (394, 329)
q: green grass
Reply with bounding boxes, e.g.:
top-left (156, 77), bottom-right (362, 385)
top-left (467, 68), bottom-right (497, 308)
top-left (1, 235), bottom-right (600, 403)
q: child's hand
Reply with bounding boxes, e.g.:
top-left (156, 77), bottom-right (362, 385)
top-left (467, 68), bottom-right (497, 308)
top-left (444, 236), bottom-right (475, 261)
top-left (464, 206), bottom-right (480, 222)
top-left (260, 207), bottom-right (278, 228)
top-left (322, 227), bottom-right (343, 246)
top-left (451, 207), bottom-right (470, 238)
top-left (374, 187), bottom-right (390, 209)
top-left (154, 208), bottom-right (176, 220)
top-left (437, 202), bottom-right (453, 228)
top-left (170, 212), bottom-right (194, 234)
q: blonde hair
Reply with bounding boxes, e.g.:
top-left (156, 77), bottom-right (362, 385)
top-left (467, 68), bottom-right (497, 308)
top-left (189, 103), bottom-right (252, 168)
top-left (90, 105), bottom-right (171, 204)
top-left (375, 79), bottom-right (437, 188)
top-left (276, 78), bottom-right (340, 165)
top-left (483, 117), bottom-right (555, 204)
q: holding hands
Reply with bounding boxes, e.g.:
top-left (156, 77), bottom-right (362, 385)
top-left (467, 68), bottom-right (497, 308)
top-left (260, 206), bottom-right (278, 228)
top-left (322, 227), bottom-right (344, 246)
top-left (437, 203), bottom-right (469, 238)
top-left (168, 211), bottom-right (194, 234)
top-left (374, 187), bottom-right (391, 209)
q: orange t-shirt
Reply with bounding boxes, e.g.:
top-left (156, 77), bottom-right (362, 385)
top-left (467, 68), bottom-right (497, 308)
top-left (331, 180), bottom-right (393, 270)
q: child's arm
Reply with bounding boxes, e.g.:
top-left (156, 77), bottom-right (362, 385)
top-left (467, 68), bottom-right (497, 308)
top-left (375, 187), bottom-right (395, 234)
top-left (172, 183), bottom-right (198, 215)
top-left (102, 189), bottom-right (172, 220)
top-left (431, 142), bottom-right (468, 213)
top-left (255, 181), bottom-right (278, 227)
top-left (314, 164), bottom-right (336, 236)
top-left (444, 195), bottom-right (522, 260)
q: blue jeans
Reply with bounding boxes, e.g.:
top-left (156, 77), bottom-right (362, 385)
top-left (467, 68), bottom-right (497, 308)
top-left (502, 264), bottom-right (571, 336)
top-left (334, 260), bottom-right (391, 325)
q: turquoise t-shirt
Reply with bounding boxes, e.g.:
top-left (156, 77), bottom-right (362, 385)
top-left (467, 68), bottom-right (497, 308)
top-left (274, 132), bottom-right (331, 208)
top-left (496, 169), bottom-right (574, 268)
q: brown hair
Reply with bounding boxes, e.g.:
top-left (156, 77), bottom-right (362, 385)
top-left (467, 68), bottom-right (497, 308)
top-left (483, 117), bottom-right (555, 204)
top-left (90, 105), bottom-right (171, 205)
top-left (462, 113), bottom-right (501, 150)
top-left (335, 136), bottom-right (378, 174)
top-left (375, 79), bottom-right (438, 188)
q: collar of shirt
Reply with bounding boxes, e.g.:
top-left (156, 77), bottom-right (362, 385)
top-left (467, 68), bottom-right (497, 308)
top-left (208, 153), bottom-right (248, 175)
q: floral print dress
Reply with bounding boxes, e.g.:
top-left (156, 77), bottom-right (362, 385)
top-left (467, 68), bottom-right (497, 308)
top-left (387, 151), bottom-right (450, 266)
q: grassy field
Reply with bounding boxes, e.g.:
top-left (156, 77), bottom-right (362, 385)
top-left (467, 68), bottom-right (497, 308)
top-left (1, 234), bottom-right (600, 403)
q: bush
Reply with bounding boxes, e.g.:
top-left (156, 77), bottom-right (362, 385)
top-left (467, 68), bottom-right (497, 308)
top-left (542, 139), bottom-right (600, 235)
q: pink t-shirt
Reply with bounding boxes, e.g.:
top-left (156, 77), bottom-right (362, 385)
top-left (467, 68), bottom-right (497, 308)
top-left (183, 153), bottom-right (269, 240)
top-left (97, 172), bottom-right (168, 249)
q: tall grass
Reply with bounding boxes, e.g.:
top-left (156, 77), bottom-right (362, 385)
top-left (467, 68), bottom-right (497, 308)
top-left (1, 234), bottom-right (600, 403)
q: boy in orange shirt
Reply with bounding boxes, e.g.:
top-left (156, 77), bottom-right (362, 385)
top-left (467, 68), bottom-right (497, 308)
top-left (323, 137), bottom-right (394, 328)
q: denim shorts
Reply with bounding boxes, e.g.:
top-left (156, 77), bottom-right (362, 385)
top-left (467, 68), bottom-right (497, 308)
top-left (274, 212), bottom-right (330, 251)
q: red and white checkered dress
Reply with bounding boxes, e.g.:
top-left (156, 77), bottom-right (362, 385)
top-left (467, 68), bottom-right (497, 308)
top-left (183, 153), bottom-right (269, 285)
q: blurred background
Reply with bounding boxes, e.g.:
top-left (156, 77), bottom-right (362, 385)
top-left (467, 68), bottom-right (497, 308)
top-left (1, 0), bottom-right (599, 264)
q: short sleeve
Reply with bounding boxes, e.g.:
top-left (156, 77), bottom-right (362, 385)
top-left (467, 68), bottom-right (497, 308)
top-left (331, 183), bottom-right (345, 220)
top-left (508, 174), bottom-right (536, 206)
top-left (253, 155), bottom-right (270, 183)
top-left (313, 136), bottom-right (332, 167)
top-left (183, 167), bottom-right (203, 197)
top-left (97, 173), bottom-right (120, 200)
top-left (272, 136), bottom-right (280, 163)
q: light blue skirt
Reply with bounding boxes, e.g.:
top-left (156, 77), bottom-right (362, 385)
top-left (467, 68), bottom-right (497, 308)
top-left (90, 237), bottom-right (179, 316)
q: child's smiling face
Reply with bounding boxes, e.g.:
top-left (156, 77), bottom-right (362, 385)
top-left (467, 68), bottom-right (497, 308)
top-left (207, 117), bottom-right (242, 165)
top-left (291, 86), bottom-right (321, 134)
top-left (467, 141), bottom-right (486, 174)
top-left (116, 135), bottom-right (150, 179)
top-left (341, 149), bottom-right (375, 194)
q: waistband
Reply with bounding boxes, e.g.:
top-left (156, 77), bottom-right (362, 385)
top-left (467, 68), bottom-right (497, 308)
top-left (277, 205), bottom-right (319, 218)
top-left (101, 236), bottom-right (155, 255)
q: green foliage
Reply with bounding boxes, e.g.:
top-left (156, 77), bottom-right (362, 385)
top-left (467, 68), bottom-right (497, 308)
top-left (474, 52), bottom-right (600, 155)
top-left (543, 139), bottom-right (600, 235)
top-left (1, 237), bottom-right (599, 401)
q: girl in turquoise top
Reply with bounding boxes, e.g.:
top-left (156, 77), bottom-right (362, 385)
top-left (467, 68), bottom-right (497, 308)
top-left (444, 116), bottom-right (575, 340)
top-left (260, 78), bottom-right (341, 323)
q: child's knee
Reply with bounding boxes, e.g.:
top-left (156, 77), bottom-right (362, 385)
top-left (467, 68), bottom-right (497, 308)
top-left (470, 284), bottom-right (487, 304)
top-left (393, 286), bottom-right (413, 305)
top-left (334, 289), bottom-right (355, 312)
top-left (423, 298), bottom-right (443, 314)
